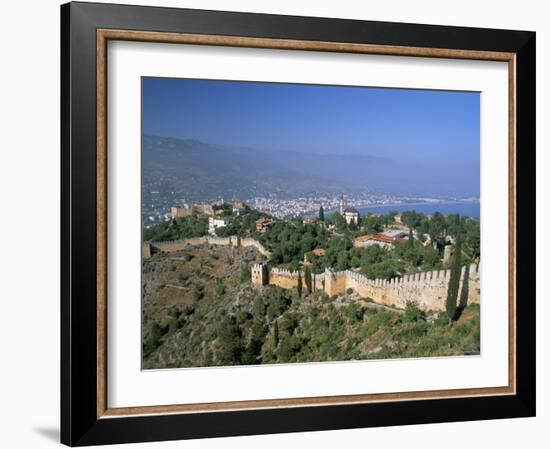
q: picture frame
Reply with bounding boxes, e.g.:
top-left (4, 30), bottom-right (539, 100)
top-left (61, 1), bottom-right (536, 446)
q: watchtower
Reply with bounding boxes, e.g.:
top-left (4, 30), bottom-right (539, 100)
top-left (251, 263), bottom-right (268, 286)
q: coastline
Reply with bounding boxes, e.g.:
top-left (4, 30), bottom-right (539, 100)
top-left (323, 200), bottom-right (480, 219)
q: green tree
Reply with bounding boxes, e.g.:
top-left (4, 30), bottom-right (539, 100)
top-left (361, 259), bottom-right (404, 280)
top-left (362, 213), bottom-right (383, 233)
top-left (297, 271), bottom-right (303, 298)
top-left (330, 211), bottom-right (347, 231)
top-left (304, 266), bottom-right (312, 294)
top-left (464, 219), bottom-right (481, 260)
top-left (143, 322), bottom-right (164, 357)
top-left (241, 319), bottom-right (266, 365)
top-left (422, 244), bottom-right (440, 270)
top-left (381, 211), bottom-right (397, 229)
top-left (401, 210), bottom-right (421, 233)
top-left (446, 213), bottom-right (462, 237)
top-left (319, 206), bottom-right (325, 221)
top-left (273, 320), bottom-right (279, 348)
top-left (217, 316), bottom-right (243, 365)
top-left (277, 335), bottom-right (302, 362)
top-left (446, 234), bottom-right (463, 324)
top-left (429, 212), bottom-right (447, 252)
top-left (240, 264), bottom-right (251, 283)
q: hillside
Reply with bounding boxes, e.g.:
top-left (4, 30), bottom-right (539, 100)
top-left (142, 244), bottom-right (480, 369)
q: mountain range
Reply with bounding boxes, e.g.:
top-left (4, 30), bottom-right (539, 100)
top-left (142, 134), bottom-right (479, 202)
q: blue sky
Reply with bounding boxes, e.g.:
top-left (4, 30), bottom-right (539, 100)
top-left (142, 77), bottom-right (480, 167)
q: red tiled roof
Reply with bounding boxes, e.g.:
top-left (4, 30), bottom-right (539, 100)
top-left (355, 234), bottom-right (406, 244)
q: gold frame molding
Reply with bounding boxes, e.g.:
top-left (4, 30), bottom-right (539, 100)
top-left (96, 29), bottom-right (516, 419)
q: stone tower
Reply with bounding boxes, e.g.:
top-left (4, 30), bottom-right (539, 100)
top-left (251, 263), bottom-right (268, 286)
top-left (339, 193), bottom-right (344, 215)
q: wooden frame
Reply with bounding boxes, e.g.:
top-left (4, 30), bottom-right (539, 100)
top-left (62, 1), bottom-right (535, 446)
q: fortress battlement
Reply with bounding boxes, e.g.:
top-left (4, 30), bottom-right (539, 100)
top-left (254, 263), bottom-right (480, 311)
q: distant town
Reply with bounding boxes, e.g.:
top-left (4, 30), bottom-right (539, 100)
top-left (143, 191), bottom-right (479, 227)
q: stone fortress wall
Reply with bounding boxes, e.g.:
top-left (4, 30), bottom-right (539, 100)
top-left (266, 267), bottom-right (325, 292)
top-left (253, 262), bottom-right (480, 312)
top-left (144, 235), bottom-right (479, 312)
top-left (143, 236), bottom-right (272, 258)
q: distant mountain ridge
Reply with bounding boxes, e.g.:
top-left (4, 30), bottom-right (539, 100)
top-left (142, 135), bottom-right (479, 201)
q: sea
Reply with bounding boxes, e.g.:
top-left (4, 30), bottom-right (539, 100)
top-left (355, 202), bottom-right (480, 218)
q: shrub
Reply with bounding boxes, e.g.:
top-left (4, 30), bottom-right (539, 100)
top-left (402, 302), bottom-right (425, 323)
top-left (216, 316), bottom-right (243, 365)
top-left (214, 279), bottom-right (225, 297)
top-left (236, 310), bottom-right (252, 324)
top-left (240, 265), bottom-right (251, 284)
top-left (346, 288), bottom-right (353, 295)
top-left (143, 322), bottom-right (165, 358)
top-left (277, 335), bottom-right (303, 362)
top-left (192, 284), bottom-right (204, 301)
top-left (265, 288), bottom-right (292, 320)
top-left (281, 313), bottom-right (299, 335)
top-left (344, 303), bottom-right (364, 323)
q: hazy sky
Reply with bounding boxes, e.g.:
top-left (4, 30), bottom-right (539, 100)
top-left (142, 77), bottom-right (480, 167)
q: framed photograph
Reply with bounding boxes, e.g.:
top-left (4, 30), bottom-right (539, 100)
top-left (61, 2), bottom-right (536, 446)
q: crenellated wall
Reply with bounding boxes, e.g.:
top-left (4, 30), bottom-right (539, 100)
top-left (267, 267), bottom-right (325, 292)
top-left (146, 235), bottom-right (480, 312)
top-left (326, 264), bottom-right (480, 311)
top-left (143, 236), bottom-right (271, 258)
top-left (253, 262), bottom-right (480, 312)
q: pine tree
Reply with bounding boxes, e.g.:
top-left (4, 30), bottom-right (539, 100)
top-left (304, 266), bottom-right (312, 294)
top-left (273, 320), bottom-right (279, 348)
top-left (446, 234), bottom-right (463, 325)
top-left (297, 271), bottom-right (303, 298)
top-left (319, 206), bottom-right (325, 221)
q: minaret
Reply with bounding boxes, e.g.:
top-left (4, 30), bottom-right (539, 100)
top-left (339, 193), bottom-right (345, 215)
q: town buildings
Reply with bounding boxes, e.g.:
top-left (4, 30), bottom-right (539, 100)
top-left (208, 216), bottom-right (231, 235)
top-left (354, 230), bottom-right (408, 249)
top-left (256, 218), bottom-right (275, 232)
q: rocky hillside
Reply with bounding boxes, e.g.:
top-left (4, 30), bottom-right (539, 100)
top-left (142, 245), bottom-right (480, 369)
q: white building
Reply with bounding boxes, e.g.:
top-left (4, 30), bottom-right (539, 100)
top-left (339, 193), bottom-right (360, 225)
top-left (208, 216), bottom-right (231, 235)
top-left (343, 207), bottom-right (360, 225)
